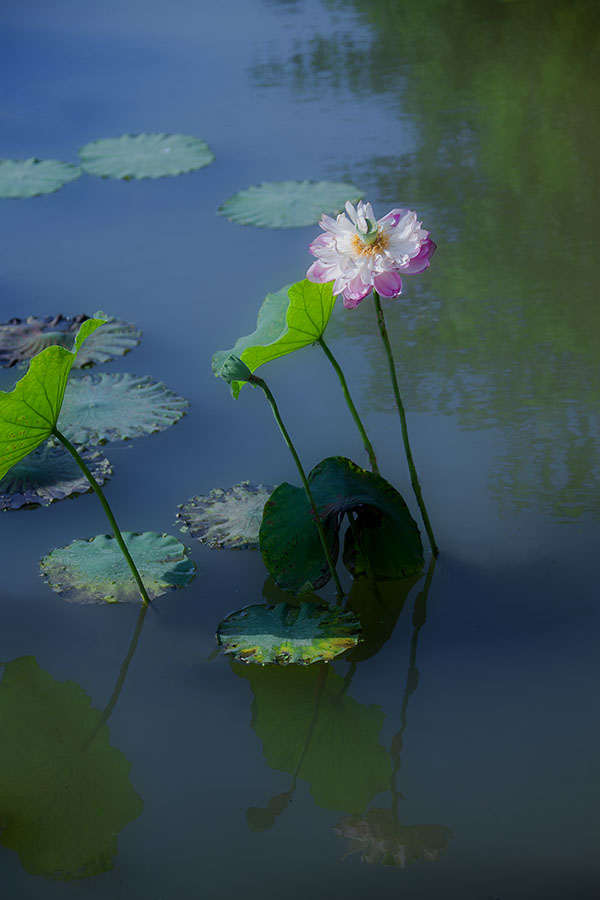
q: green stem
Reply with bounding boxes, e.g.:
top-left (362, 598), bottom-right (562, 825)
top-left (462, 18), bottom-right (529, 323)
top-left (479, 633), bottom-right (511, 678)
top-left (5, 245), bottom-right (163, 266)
top-left (317, 337), bottom-right (379, 474)
top-left (249, 375), bottom-right (345, 603)
top-left (372, 290), bottom-right (439, 557)
top-left (52, 427), bottom-right (152, 606)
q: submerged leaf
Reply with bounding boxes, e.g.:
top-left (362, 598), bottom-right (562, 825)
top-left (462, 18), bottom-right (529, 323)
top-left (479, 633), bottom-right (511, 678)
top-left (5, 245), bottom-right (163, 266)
top-left (40, 531), bottom-right (196, 603)
top-left (177, 481), bottom-right (274, 550)
top-left (0, 315), bottom-right (141, 368)
top-left (0, 158), bottom-right (81, 198)
top-left (58, 372), bottom-right (188, 444)
top-left (334, 810), bottom-right (452, 868)
top-left (212, 279), bottom-right (335, 397)
top-left (218, 180), bottom-right (364, 228)
top-left (0, 443), bottom-right (112, 510)
top-left (0, 656), bottom-right (143, 879)
top-left (79, 133), bottom-right (215, 179)
top-left (217, 602), bottom-right (360, 665)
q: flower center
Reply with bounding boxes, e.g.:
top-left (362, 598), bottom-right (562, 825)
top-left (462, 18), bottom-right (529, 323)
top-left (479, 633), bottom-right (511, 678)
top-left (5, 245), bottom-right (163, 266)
top-left (351, 230), bottom-right (390, 258)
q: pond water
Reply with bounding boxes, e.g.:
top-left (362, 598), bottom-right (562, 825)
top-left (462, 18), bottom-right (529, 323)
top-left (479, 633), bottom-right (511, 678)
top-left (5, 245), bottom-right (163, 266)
top-left (1, 0), bottom-right (599, 897)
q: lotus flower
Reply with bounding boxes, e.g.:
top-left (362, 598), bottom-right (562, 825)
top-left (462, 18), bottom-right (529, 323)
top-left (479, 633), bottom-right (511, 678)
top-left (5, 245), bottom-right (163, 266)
top-left (307, 200), bottom-right (435, 308)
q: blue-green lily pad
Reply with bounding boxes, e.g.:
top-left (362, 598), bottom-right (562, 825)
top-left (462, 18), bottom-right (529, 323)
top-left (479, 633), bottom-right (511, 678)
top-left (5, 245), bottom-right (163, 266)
top-left (218, 180), bottom-right (364, 228)
top-left (58, 372), bottom-right (189, 444)
top-left (79, 133), bottom-right (215, 180)
top-left (177, 482), bottom-right (275, 550)
top-left (217, 602), bottom-right (361, 665)
top-left (41, 531), bottom-right (196, 604)
top-left (0, 443), bottom-right (112, 510)
top-left (0, 158), bottom-right (81, 198)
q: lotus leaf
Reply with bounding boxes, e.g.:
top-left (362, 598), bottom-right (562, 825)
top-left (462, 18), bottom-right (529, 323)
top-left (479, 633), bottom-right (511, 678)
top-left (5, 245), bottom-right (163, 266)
top-left (58, 372), bottom-right (188, 444)
top-left (0, 656), bottom-right (143, 879)
top-left (0, 158), bottom-right (81, 198)
top-left (218, 179), bottom-right (364, 228)
top-left (334, 810), bottom-right (452, 868)
top-left (177, 481), bottom-right (274, 550)
top-left (217, 602), bottom-right (360, 665)
top-left (41, 531), bottom-right (196, 603)
top-left (0, 443), bottom-right (112, 510)
top-left (79, 133), bottom-right (215, 179)
top-left (0, 314), bottom-right (141, 368)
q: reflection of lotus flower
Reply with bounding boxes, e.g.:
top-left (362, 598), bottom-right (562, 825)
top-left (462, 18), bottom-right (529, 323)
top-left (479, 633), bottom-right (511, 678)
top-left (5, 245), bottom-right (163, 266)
top-left (307, 201), bottom-right (435, 309)
top-left (334, 809), bottom-right (451, 868)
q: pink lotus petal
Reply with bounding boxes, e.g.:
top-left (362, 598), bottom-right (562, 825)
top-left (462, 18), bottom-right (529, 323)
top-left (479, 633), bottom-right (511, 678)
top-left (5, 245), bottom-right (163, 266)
top-left (309, 233), bottom-right (334, 256)
top-left (373, 270), bottom-right (403, 297)
top-left (379, 208), bottom-right (408, 229)
top-left (403, 238), bottom-right (436, 274)
top-left (342, 274), bottom-right (372, 307)
top-left (307, 259), bottom-right (339, 283)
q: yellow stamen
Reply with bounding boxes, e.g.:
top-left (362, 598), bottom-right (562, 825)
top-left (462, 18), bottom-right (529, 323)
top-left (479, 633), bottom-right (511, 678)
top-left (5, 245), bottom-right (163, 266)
top-left (352, 231), bottom-right (389, 257)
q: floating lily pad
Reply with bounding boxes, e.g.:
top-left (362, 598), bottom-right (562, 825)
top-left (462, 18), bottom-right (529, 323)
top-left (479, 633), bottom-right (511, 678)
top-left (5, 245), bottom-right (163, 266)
top-left (41, 531), bottom-right (195, 604)
top-left (79, 133), bottom-right (215, 180)
top-left (217, 602), bottom-right (360, 665)
top-left (218, 180), bottom-right (364, 228)
top-left (0, 158), bottom-right (81, 198)
top-left (58, 372), bottom-right (188, 444)
top-left (334, 810), bottom-right (452, 868)
top-left (177, 481), bottom-right (274, 550)
top-left (0, 314), bottom-right (141, 368)
top-left (0, 443), bottom-right (112, 510)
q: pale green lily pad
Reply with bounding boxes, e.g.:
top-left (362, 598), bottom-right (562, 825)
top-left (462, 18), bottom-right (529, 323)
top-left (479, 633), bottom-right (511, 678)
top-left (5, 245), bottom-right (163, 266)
top-left (0, 443), bottom-right (112, 510)
top-left (79, 133), bottom-right (215, 180)
top-left (218, 180), bottom-right (364, 228)
top-left (58, 372), bottom-right (189, 444)
top-left (0, 158), bottom-right (81, 198)
top-left (41, 531), bottom-right (196, 603)
top-left (217, 602), bottom-right (360, 665)
top-left (0, 314), bottom-right (141, 368)
top-left (0, 656), bottom-right (143, 879)
top-left (177, 481), bottom-right (274, 550)
top-left (334, 810), bottom-right (452, 867)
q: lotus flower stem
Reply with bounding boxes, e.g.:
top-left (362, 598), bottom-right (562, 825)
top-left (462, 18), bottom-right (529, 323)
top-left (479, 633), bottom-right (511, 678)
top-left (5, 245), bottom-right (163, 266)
top-left (372, 291), bottom-right (439, 557)
top-left (52, 427), bottom-right (152, 606)
top-left (249, 375), bottom-right (345, 603)
top-left (318, 337), bottom-right (379, 474)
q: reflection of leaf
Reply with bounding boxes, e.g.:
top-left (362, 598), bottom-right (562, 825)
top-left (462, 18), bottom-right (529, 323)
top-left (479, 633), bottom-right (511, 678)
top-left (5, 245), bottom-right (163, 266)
top-left (234, 663), bottom-right (391, 812)
top-left (0, 158), bottom-right (81, 198)
top-left (0, 657), bottom-right (143, 880)
top-left (0, 317), bottom-right (105, 480)
top-left (345, 575), bottom-right (421, 663)
top-left (217, 603), bottom-right (360, 665)
top-left (218, 179), bottom-right (363, 228)
top-left (79, 133), bottom-right (215, 179)
top-left (177, 481), bottom-right (274, 550)
top-left (212, 280), bottom-right (336, 398)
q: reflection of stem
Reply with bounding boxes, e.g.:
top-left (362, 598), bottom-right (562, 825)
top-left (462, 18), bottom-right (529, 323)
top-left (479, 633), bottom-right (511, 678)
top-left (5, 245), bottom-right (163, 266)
top-left (82, 603), bottom-right (149, 750)
top-left (347, 511), bottom-right (381, 601)
top-left (372, 290), bottom-right (438, 557)
top-left (52, 427), bottom-right (151, 606)
top-left (317, 337), bottom-right (379, 474)
top-left (289, 663), bottom-right (330, 792)
top-left (249, 375), bottom-right (345, 603)
top-left (390, 555), bottom-right (436, 823)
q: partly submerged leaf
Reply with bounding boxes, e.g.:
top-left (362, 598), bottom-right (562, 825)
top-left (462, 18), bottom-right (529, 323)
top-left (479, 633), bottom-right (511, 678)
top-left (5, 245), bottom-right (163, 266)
top-left (334, 810), bottom-right (452, 868)
top-left (0, 317), bottom-right (106, 480)
top-left (218, 180), bottom-right (364, 228)
top-left (177, 481), bottom-right (274, 550)
top-left (234, 663), bottom-right (391, 812)
top-left (0, 158), bottom-right (81, 198)
top-left (0, 443), bottom-right (112, 510)
top-left (79, 133), bottom-right (215, 179)
top-left (58, 372), bottom-right (188, 444)
top-left (41, 531), bottom-right (195, 603)
top-left (212, 280), bottom-right (335, 397)
top-left (0, 315), bottom-right (141, 368)
top-left (260, 457), bottom-right (423, 595)
top-left (0, 656), bottom-right (143, 879)
top-left (217, 603), bottom-right (360, 665)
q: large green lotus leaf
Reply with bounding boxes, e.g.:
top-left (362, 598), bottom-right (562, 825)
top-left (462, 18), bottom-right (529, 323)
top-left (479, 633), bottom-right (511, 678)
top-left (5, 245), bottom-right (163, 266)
top-left (79, 133), bottom-right (215, 179)
top-left (0, 158), bottom-right (81, 198)
top-left (0, 315), bottom-right (141, 368)
top-left (177, 481), bottom-right (274, 550)
top-left (233, 663), bottom-right (391, 812)
top-left (0, 317), bottom-right (106, 480)
top-left (217, 603), bottom-right (360, 665)
top-left (0, 443), bottom-right (112, 510)
top-left (218, 180), bottom-right (364, 228)
top-left (40, 531), bottom-right (196, 604)
top-left (212, 280), bottom-right (336, 398)
top-left (58, 372), bottom-right (188, 444)
top-left (0, 656), bottom-right (143, 880)
top-left (260, 457), bottom-right (423, 595)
